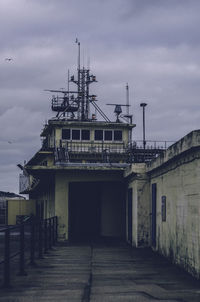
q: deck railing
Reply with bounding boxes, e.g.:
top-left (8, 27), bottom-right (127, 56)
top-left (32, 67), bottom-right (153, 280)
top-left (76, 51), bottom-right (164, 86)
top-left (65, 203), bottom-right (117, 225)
top-left (58, 140), bottom-right (174, 153)
top-left (54, 140), bottom-right (175, 163)
top-left (0, 216), bottom-right (58, 288)
top-left (129, 140), bottom-right (175, 150)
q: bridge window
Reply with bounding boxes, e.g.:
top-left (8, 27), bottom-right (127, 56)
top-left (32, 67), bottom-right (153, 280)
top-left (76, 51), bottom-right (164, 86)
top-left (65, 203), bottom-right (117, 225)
top-left (72, 129), bottom-right (80, 140)
top-left (104, 130), bottom-right (113, 141)
top-left (81, 129), bottom-right (90, 140)
top-left (62, 129), bottom-right (70, 140)
top-left (114, 130), bottom-right (122, 141)
top-left (95, 130), bottom-right (103, 141)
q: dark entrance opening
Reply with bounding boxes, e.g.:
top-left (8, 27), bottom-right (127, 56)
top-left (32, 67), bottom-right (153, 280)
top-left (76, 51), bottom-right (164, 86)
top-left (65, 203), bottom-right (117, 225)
top-left (69, 181), bottom-right (125, 242)
top-left (69, 182), bottom-right (101, 241)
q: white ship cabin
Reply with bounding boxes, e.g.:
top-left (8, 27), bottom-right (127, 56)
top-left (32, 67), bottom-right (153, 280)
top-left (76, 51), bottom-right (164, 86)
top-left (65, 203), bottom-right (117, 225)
top-left (41, 119), bottom-right (135, 164)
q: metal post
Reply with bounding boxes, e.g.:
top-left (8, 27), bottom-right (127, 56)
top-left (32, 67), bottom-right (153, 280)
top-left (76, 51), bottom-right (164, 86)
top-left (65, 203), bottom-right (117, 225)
top-left (30, 218), bottom-right (36, 266)
top-left (55, 216), bottom-right (58, 243)
top-left (44, 219), bottom-right (48, 253)
top-left (18, 224), bottom-right (27, 276)
top-left (38, 219), bottom-right (43, 259)
top-left (49, 219), bottom-right (52, 249)
top-left (52, 218), bottom-right (55, 246)
top-left (140, 103), bottom-right (147, 162)
top-left (3, 228), bottom-right (11, 288)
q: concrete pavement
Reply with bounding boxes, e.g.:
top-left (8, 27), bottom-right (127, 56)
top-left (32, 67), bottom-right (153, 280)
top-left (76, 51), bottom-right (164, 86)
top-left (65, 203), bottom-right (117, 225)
top-left (0, 241), bottom-right (200, 302)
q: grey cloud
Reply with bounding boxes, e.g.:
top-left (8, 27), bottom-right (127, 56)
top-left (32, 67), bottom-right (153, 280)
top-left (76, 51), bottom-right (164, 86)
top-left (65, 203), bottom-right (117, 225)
top-left (0, 0), bottom-right (200, 192)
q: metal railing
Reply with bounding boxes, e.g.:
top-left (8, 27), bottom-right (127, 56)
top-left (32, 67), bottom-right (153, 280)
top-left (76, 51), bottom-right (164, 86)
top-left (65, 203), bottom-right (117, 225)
top-left (0, 216), bottom-right (58, 288)
top-left (129, 140), bottom-right (175, 150)
top-left (62, 141), bottom-right (125, 153)
top-left (58, 140), bottom-right (174, 154)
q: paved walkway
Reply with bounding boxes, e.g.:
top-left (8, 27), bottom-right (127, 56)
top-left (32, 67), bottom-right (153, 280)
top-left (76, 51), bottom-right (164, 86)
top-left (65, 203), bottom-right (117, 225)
top-left (0, 242), bottom-right (200, 302)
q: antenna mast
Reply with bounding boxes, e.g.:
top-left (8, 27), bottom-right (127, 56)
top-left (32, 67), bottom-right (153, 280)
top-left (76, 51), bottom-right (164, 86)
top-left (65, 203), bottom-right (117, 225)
top-left (46, 40), bottom-right (110, 122)
top-left (72, 39), bottom-right (98, 120)
top-left (126, 83), bottom-right (129, 117)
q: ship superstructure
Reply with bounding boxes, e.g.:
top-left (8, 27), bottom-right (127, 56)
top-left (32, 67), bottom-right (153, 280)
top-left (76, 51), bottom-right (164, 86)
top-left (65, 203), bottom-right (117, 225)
top-left (40, 41), bottom-right (136, 166)
top-left (18, 42), bottom-right (167, 241)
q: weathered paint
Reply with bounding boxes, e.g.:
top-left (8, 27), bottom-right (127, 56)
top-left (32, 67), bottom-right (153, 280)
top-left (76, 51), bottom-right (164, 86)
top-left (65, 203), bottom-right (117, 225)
top-left (149, 159), bottom-right (200, 278)
top-left (55, 172), bottom-right (69, 240)
top-left (147, 130), bottom-right (200, 279)
top-left (125, 164), bottom-right (150, 247)
top-left (125, 130), bottom-right (200, 279)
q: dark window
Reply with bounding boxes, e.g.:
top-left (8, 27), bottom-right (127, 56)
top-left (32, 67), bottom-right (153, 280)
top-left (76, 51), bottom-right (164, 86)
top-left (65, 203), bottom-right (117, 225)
top-left (72, 129), bottom-right (80, 140)
top-left (95, 130), bottom-right (103, 140)
top-left (114, 130), bottom-right (122, 141)
top-left (81, 129), bottom-right (90, 140)
top-left (62, 129), bottom-right (70, 140)
top-left (152, 183), bottom-right (157, 247)
top-left (104, 130), bottom-right (113, 141)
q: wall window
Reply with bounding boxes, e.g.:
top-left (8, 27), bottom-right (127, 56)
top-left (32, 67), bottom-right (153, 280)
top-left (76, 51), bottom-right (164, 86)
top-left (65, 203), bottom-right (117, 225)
top-left (114, 130), bottom-right (122, 141)
top-left (62, 129), bottom-right (70, 140)
top-left (72, 129), bottom-right (80, 140)
top-left (95, 130), bottom-right (103, 141)
top-left (104, 130), bottom-right (113, 141)
top-left (81, 129), bottom-right (90, 141)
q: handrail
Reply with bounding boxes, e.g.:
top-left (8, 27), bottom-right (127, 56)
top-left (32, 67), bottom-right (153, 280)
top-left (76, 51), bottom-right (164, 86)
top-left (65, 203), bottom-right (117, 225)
top-left (0, 216), bottom-right (58, 288)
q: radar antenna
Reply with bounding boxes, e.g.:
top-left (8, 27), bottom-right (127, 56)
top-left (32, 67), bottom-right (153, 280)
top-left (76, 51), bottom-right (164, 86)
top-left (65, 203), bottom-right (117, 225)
top-left (107, 103), bottom-right (131, 122)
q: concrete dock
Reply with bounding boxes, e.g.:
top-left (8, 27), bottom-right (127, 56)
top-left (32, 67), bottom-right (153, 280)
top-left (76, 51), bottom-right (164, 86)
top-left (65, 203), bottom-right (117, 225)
top-left (0, 242), bottom-right (200, 302)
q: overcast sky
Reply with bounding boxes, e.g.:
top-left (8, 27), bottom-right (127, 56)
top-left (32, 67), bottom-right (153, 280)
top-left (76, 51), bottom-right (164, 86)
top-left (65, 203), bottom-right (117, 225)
top-left (0, 0), bottom-right (200, 194)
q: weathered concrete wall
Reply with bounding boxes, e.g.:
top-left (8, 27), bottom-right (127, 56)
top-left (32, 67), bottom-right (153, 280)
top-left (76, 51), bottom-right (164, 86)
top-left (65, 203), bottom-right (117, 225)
top-left (55, 172), bottom-right (69, 240)
top-left (125, 164), bottom-right (150, 247)
top-left (148, 130), bottom-right (200, 279)
top-left (137, 179), bottom-right (150, 246)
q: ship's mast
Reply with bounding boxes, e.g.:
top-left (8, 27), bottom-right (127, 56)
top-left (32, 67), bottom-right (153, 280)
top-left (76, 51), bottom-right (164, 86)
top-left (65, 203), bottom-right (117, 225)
top-left (72, 39), bottom-right (97, 121)
top-left (126, 83), bottom-right (129, 117)
top-left (46, 41), bottom-right (112, 122)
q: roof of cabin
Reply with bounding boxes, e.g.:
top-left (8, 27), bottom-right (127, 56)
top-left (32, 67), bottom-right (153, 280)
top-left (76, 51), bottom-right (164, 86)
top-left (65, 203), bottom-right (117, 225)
top-left (41, 119), bottom-right (136, 136)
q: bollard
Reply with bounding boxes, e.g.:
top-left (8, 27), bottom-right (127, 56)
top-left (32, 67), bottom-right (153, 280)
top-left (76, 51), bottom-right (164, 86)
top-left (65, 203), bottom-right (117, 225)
top-left (18, 224), bottom-right (27, 276)
top-left (3, 228), bottom-right (11, 288)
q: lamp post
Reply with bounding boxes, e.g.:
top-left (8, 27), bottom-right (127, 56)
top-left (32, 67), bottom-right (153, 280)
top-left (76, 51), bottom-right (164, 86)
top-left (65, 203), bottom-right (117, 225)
top-left (140, 102), bottom-right (147, 162)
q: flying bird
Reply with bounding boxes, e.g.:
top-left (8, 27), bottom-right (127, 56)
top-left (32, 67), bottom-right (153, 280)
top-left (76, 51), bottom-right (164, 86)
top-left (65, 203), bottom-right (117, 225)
top-left (5, 58), bottom-right (13, 61)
